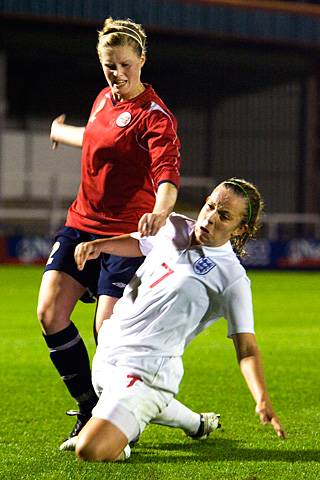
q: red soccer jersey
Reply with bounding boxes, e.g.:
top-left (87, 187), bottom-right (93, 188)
top-left (66, 84), bottom-right (181, 236)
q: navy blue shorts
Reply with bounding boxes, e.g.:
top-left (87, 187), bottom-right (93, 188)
top-left (44, 227), bottom-right (144, 302)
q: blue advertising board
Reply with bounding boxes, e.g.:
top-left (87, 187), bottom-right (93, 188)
top-left (1, 235), bottom-right (320, 269)
top-left (242, 239), bottom-right (320, 269)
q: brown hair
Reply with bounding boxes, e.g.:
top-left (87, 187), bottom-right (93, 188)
top-left (222, 178), bottom-right (264, 257)
top-left (97, 17), bottom-right (147, 59)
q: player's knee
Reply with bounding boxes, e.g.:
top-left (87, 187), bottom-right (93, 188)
top-left (37, 298), bottom-right (53, 326)
top-left (37, 299), bottom-right (67, 333)
top-left (75, 437), bottom-right (96, 461)
top-left (75, 437), bottom-right (118, 462)
top-left (36, 300), bottom-right (48, 325)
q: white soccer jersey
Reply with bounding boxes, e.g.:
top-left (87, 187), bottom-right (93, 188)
top-left (96, 213), bottom-right (254, 363)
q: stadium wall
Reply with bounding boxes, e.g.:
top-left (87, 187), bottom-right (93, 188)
top-left (2, 234), bottom-right (320, 269)
top-left (0, 79), bottom-right (305, 218)
top-left (2, 0), bottom-right (320, 46)
top-left (1, 5), bottom-right (320, 268)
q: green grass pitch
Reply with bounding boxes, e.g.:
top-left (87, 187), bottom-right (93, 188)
top-left (0, 265), bottom-right (319, 479)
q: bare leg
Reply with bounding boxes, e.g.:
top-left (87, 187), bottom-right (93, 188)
top-left (37, 270), bottom-right (85, 334)
top-left (94, 294), bottom-right (119, 337)
top-left (76, 417), bottom-right (128, 462)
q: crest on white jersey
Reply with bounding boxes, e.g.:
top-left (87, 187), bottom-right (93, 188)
top-left (116, 111), bottom-right (132, 127)
top-left (193, 256), bottom-right (216, 275)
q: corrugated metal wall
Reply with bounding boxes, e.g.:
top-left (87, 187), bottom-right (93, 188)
top-left (177, 81), bottom-right (303, 213)
top-left (0, 2), bottom-right (315, 223)
top-left (2, 0), bottom-right (320, 46)
top-left (211, 82), bottom-right (301, 212)
top-left (0, 81), bottom-right (304, 215)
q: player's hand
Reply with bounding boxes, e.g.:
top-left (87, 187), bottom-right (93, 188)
top-left (255, 401), bottom-right (286, 439)
top-left (74, 241), bottom-right (101, 271)
top-left (138, 212), bottom-right (167, 237)
top-left (50, 113), bottom-right (66, 149)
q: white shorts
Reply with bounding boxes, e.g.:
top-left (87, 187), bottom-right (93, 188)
top-left (92, 355), bottom-right (184, 442)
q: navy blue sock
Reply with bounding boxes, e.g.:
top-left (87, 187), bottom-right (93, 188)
top-left (43, 322), bottom-right (98, 414)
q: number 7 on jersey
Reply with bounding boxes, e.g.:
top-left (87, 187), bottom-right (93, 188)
top-left (149, 262), bottom-right (174, 288)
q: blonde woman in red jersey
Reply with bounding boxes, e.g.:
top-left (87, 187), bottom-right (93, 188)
top-left (36, 17), bottom-right (181, 450)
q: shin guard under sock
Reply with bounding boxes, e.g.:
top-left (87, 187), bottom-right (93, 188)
top-left (43, 322), bottom-right (98, 414)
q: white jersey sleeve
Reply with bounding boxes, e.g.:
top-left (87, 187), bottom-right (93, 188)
top-left (130, 232), bottom-right (157, 256)
top-left (222, 276), bottom-right (255, 337)
top-left (130, 213), bottom-right (192, 256)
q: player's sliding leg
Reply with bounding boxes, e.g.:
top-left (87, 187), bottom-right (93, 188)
top-left (76, 417), bottom-right (131, 462)
top-left (37, 271), bottom-right (98, 449)
top-left (151, 398), bottom-right (221, 439)
top-left (75, 393), bottom-right (142, 461)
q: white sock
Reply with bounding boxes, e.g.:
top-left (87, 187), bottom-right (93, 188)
top-left (151, 398), bottom-right (200, 434)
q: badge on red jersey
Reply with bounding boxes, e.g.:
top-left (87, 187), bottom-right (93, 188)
top-left (116, 111), bottom-right (132, 127)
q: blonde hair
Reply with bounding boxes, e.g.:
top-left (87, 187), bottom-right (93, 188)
top-left (222, 178), bottom-right (264, 257)
top-left (97, 17), bottom-right (147, 59)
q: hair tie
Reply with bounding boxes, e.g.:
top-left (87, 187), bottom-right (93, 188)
top-left (225, 180), bottom-right (252, 224)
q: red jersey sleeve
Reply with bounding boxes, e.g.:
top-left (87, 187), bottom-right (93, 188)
top-left (141, 108), bottom-right (181, 189)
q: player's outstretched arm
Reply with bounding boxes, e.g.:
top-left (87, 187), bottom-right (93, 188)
top-left (50, 114), bottom-right (85, 149)
top-left (74, 235), bottom-right (143, 271)
top-left (138, 182), bottom-right (177, 237)
top-left (231, 332), bottom-right (286, 439)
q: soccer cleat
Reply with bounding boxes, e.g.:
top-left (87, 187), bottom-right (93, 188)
top-left (187, 412), bottom-right (221, 440)
top-left (129, 434), bottom-right (140, 448)
top-left (59, 435), bottom-right (78, 451)
top-left (59, 410), bottom-right (91, 451)
top-left (114, 444), bottom-right (131, 461)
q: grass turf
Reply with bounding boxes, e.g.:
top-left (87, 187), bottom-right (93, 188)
top-left (0, 265), bottom-right (319, 479)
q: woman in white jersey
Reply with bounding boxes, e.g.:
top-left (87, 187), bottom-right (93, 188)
top-left (72, 178), bottom-right (286, 462)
